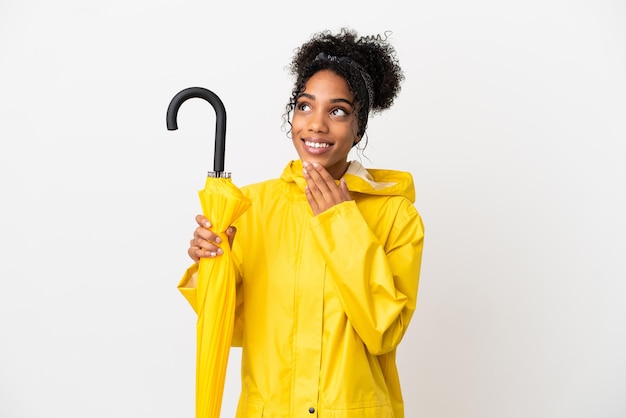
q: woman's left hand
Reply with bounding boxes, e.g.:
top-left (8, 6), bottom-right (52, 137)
top-left (303, 161), bottom-right (352, 215)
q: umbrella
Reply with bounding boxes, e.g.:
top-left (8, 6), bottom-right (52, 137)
top-left (167, 87), bottom-right (251, 418)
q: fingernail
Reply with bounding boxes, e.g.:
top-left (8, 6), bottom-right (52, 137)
top-left (312, 162), bottom-right (320, 168)
top-left (210, 252), bottom-right (217, 257)
top-left (215, 236), bottom-right (222, 244)
top-left (303, 168), bottom-right (308, 175)
top-left (227, 227), bottom-right (234, 234)
top-left (303, 161), bottom-right (310, 167)
top-left (217, 248), bottom-right (224, 255)
top-left (204, 221), bottom-right (211, 228)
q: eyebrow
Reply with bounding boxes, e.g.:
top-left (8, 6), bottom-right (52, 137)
top-left (297, 93), bottom-right (354, 108)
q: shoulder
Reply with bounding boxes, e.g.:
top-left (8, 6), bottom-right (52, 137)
top-left (238, 177), bottom-right (296, 214)
top-left (241, 178), bottom-right (282, 197)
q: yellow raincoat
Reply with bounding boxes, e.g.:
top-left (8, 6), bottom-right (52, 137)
top-left (180, 160), bottom-right (424, 417)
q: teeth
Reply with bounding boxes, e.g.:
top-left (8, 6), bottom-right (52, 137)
top-left (305, 140), bottom-right (330, 149)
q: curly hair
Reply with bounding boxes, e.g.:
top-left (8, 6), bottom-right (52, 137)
top-left (284, 28), bottom-right (404, 139)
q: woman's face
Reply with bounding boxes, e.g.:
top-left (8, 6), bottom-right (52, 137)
top-left (291, 69), bottom-right (360, 179)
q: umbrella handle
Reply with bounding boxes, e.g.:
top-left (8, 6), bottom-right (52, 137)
top-left (166, 87), bottom-right (227, 173)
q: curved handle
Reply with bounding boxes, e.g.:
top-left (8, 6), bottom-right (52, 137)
top-left (166, 87), bottom-right (227, 173)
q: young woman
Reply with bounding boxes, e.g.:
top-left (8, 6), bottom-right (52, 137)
top-left (182, 28), bottom-right (424, 417)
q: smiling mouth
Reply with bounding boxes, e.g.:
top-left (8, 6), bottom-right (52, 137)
top-left (303, 140), bottom-right (331, 149)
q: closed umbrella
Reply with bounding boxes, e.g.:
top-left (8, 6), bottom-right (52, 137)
top-left (167, 87), bottom-right (251, 417)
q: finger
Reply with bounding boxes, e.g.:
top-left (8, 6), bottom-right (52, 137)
top-left (189, 245), bottom-right (219, 262)
top-left (225, 226), bottom-right (237, 248)
top-left (194, 226), bottom-right (223, 245)
top-left (195, 214), bottom-right (211, 228)
top-left (312, 162), bottom-right (336, 184)
top-left (190, 237), bottom-right (216, 252)
top-left (188, 245), bottom-right (200, 263)
top-left (189, 246), bottom-right (223, 261)
top-left (304, 185), bottom-right (320, 214)
top-left (306, 162), bottom-right (334, 194)
top-left (303, 163), bottom-right (330, 202)
top-left (189, 237), bottom-right (223, 259)
top-left (311, 162), bottom-right (348, 203)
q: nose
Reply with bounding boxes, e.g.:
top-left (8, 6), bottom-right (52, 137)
top-left (308, 109), bottom-right (328, 133)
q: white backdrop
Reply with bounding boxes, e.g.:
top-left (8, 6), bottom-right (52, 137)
top-left (1, 0), bottom-right (625, 417)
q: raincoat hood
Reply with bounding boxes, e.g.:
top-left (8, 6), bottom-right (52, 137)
top-left (280, 160), bottom-right (416, 203)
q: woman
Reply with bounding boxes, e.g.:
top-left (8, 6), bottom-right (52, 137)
top-left (182, 28), bottom-right (424, 417)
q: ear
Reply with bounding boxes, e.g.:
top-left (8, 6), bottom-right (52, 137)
top-left (352, 136), bottom-right (361, 147)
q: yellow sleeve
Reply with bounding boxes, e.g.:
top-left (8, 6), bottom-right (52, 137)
top-left (310, 199), bottom-right (424, 355)
top-left (176, 258), bottom-right (245, 347)
top-left (177, 263), bottom-right (199, 314)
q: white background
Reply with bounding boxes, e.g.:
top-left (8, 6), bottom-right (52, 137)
top-left (1, 0), bottom-right (625, 417)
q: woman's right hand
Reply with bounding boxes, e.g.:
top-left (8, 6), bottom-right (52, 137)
top-left (188, 214), bottom-right (237, 262)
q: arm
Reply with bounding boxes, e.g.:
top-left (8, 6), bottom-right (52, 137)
top-left (178, 215), bottom-right (238, 313)
top-left (310, 199), bottom-right (424, 355)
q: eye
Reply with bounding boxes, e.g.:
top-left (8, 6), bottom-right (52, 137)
top-left (330, 107), bottom-right (349, 117)
top-left (296, 101), bottom-right (311, 112)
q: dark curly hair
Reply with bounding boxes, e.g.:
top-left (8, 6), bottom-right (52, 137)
top-left (284, 28), bottom-right (404, 141)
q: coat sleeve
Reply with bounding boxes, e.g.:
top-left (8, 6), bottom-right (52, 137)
top-left (309, 198), bottom-right (424, 355)
top-left (178, 263), bottom-right (200, 313)
top-left (177, 260), bottom-right (245, 347)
